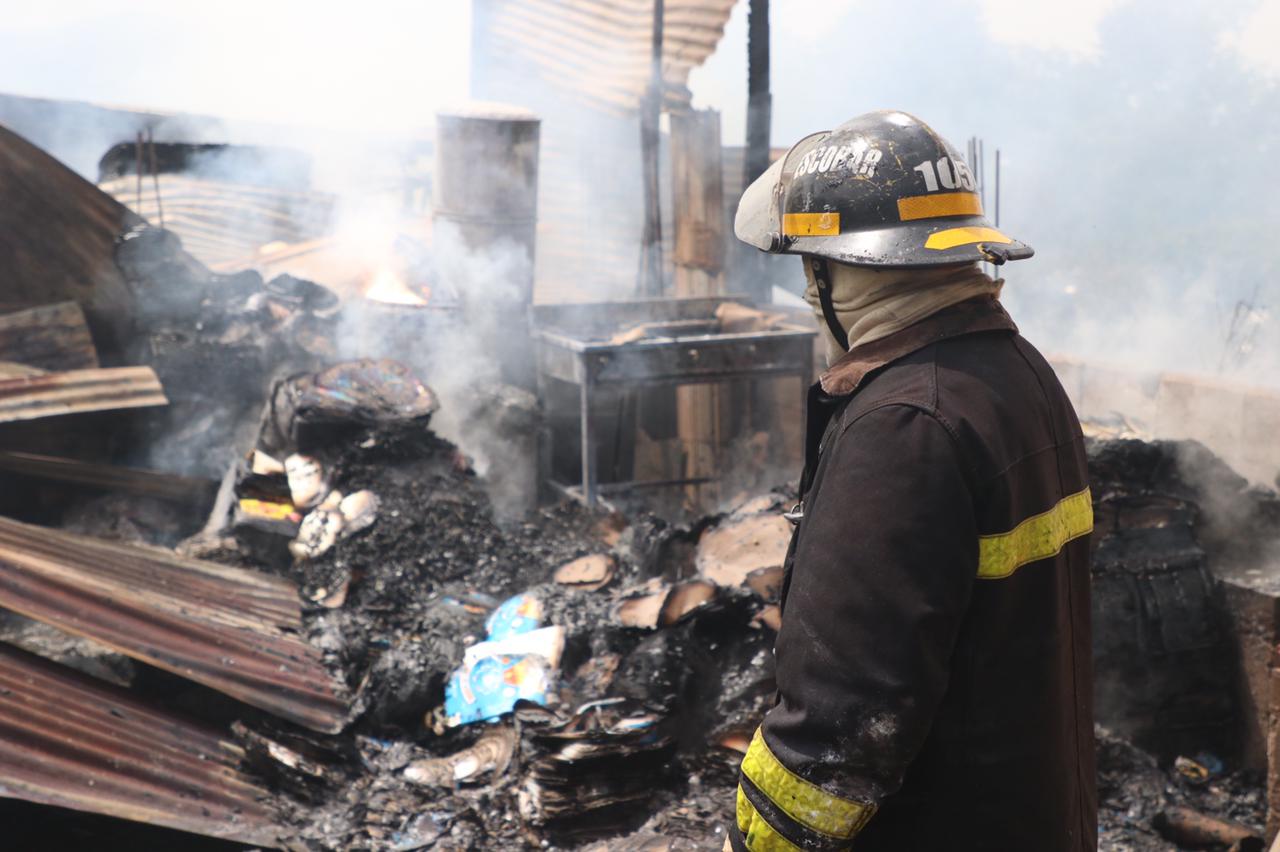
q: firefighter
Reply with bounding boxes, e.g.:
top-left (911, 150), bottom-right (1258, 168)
top-left (725, 111), bottom-right (1096, 851)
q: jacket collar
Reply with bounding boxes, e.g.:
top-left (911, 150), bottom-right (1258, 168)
top-left (818, 296), bottom-right (1018, 397)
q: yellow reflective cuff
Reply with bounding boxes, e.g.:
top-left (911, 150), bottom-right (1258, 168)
top-left (737, 786), bottom-right (803, 851)
top-left (782, 212), bottom-right (841, 236)
top-left (897, 191), bottom-right (983, 221)
top-left (978, 487), bottom-right (1094, 579)
top-left (740, 728), bottom-right (875, 841)
top-left (924, 226), bottom-right (1012, 250)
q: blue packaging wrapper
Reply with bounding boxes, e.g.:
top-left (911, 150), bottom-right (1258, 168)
top-left (444, 653), bottom-right (552, 727)
top-left (485, 593), bottom-right (543, 640)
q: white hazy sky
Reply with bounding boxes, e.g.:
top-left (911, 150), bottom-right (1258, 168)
top-left (0, 1), bottom-right (474, 132)
top-left (4, 0), bottom-right (1280, 382)
top-left (5, 0), bottom-right (1274, 137)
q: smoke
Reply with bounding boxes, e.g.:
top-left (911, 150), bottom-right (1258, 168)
top-left (690, 0), bottom-right (1280, 392)
top-left (331, 219), bottom-right (540, 518)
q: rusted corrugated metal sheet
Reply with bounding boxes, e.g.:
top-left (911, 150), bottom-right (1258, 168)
top-left (99, 174), bottom-right (337, 271)
top-left (0, 302), bottom-right (99, 372)
top-left (0, 123), bottom-right (141, 359)
top-left (0, 517), bottom-right (350, 732)
top-left (479, 0), bottom-right (737, 114)
top-left (0, 367), bottom-right (168, 424)
top-left (0, 642), bottom-right (284, 847)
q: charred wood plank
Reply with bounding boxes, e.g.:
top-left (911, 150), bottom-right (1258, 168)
top-left (0, 302), bottom-right (98, 372)
top-left (1153, 806), bottom-right (1263, 850)
top-left (0, 451), bottom-right (217, 505)
top-left (0, 516), bottom-right (350, 732)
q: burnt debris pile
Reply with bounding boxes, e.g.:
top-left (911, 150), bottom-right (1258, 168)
top-left (1088, 439), bottom-right (1280, 851)
top-left (146, 344), bottom-right (789, 849)
top-left (116, 224), bottom-right (340, 481)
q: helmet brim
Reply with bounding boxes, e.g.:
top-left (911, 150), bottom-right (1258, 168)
top-left (779, 217), bottom-right (1032, 267)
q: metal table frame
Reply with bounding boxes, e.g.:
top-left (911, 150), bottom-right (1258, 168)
top-left (533, 297), bottom-right (815, 507)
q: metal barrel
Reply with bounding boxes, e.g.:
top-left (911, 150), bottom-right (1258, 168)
top-left (433, 102), bottom-right (541, 305)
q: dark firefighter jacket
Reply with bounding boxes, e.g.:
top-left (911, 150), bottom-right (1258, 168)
top-left (730, 295), bottom-right (1096, 852)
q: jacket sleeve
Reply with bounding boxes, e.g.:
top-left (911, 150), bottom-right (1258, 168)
top-left (732, 404), bottom-right (979, 851)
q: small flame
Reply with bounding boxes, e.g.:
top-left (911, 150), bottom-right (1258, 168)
top-left (365, 265), bottom-right (428, 306)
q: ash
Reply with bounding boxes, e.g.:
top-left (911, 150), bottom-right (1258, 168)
top-left (1097, 729), bottom-right (1265, 851)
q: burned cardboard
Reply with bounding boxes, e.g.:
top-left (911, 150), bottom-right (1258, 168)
top-left (522, 703), bottom-right (677, 835)
top-left (555, 553), bottom-right (616, 591)
top-left (694, 511), bottom-right (791, 589)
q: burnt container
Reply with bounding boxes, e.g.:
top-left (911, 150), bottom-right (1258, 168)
top-left (434, 103), bottom-right (541, 389)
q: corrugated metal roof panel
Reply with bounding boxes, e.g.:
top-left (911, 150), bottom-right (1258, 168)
top-left (0, 367), bottom-right (168, 424)
top-left (99, 175), bottom-right (337, 270)
top-left (0, 517), bottom-right (350, 732)
top-left (479, 0), bottom-right (737, 114)
top-left (0, 124), bottom-right (140, 359)
top-left (0, 641), bottom-right (283, 847)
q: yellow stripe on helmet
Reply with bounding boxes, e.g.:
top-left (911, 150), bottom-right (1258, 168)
top-left (897, 191), bottom-right (983, 221)
top-left (782, 212), bottom-right (841, 237)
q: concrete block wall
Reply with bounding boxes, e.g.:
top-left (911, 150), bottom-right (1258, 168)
top-left (1220, 579), bottom-right (1280, 832)
top-left (1048, 356), bottom-right (1280, 488)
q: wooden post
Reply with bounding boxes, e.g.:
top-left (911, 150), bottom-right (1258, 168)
top-left (671, 109), bottom-right (726, 507)
top-left (134, 132), bottom-right (144, 212)
top-left (1268, 635), bottom-right (1280, 844)
top-left (147, 128), bottom-right (165, 229)
top-left (743, 0), bottom-right (772, 196)
top-left (741, 0), bottom-right (772, 307)
top-left (672, 110), bottom-right (725, 298)
top-left (637, 0), bottom-right (665, 296)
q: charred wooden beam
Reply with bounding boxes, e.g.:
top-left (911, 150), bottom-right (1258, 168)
top-left (0, 641), bottom-right (284, 847)
top-left (637, 0), bottom-right (666, 296)
top-left (1153, 806), bottom-right (1263, 851)
top-left (0, 451), bottom-right (218, 505)
top-left (0, 367), bottom-right (166, 423)
top-left (0, 302), bottom-right (98, 372)
top-left (0, 516), bottom-right (349, 732)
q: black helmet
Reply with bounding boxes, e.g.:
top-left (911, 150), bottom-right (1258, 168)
top-left (735, 110), bottom-right (1032, 267)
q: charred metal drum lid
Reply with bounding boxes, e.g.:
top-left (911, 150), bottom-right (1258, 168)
top-left (735, 110), bottom-right (1033, 267)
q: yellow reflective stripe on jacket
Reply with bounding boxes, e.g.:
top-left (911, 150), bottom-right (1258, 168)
top-left (740, 728), bottom-right (876, 840)
top-left (737, 785), bottom-right (802, 851)
top-left (977, 487), bottom-right (1094, 579)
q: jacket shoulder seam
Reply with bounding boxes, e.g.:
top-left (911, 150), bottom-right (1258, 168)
top-left (981, 434), bottom-right (1088, 486)
top-left (838, 399), bottom-right (982, 489)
